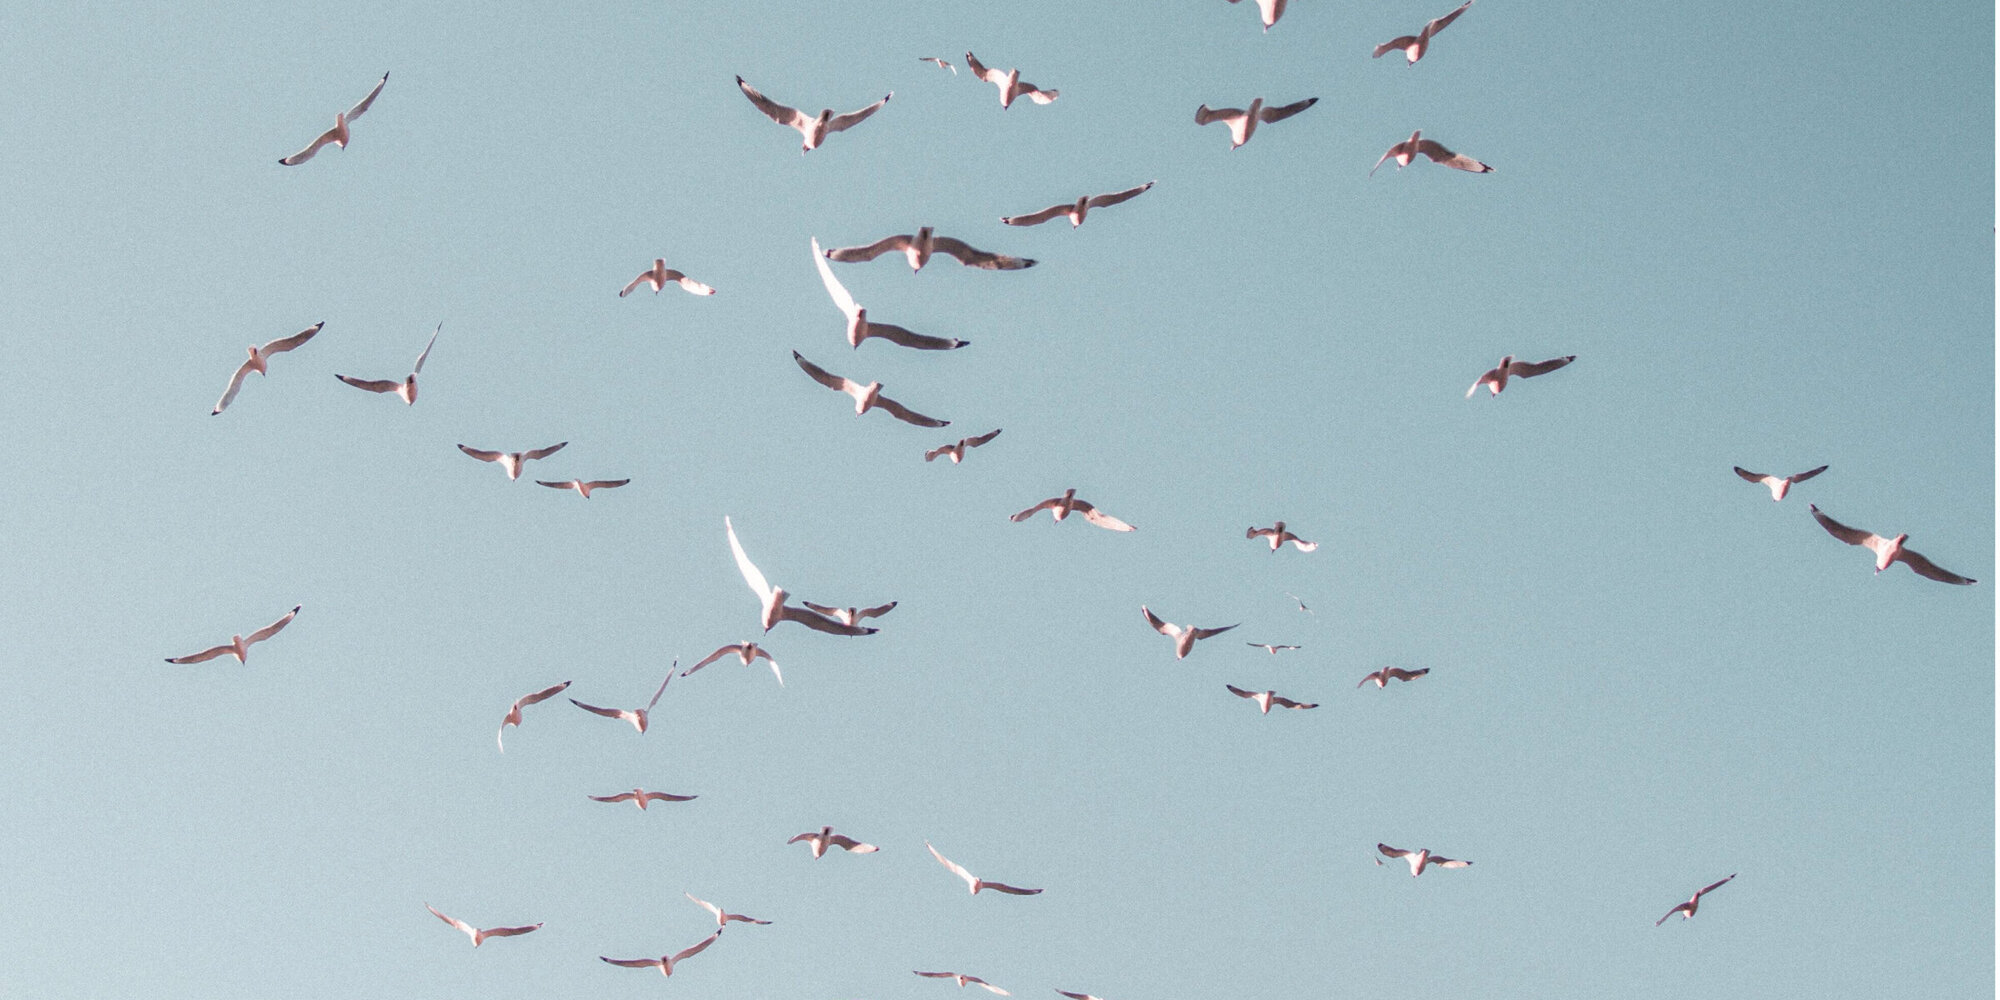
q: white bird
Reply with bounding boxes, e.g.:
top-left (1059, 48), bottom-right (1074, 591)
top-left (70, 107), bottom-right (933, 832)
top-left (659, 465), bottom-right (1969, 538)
top-left (1733, 464), bottom-right (1827, 501)
top-left (600, 932), bottom-right (721, 976)
top-left (589, 789), bottom-right (697, 810)
top-left (569, 670), bottom-right (673, 733)
top-left (1225, 0), bottom-right (1288, 31)
top-left (279, 72), bottom-right (388, 165)
top-left (1011, 489), bottom-right (1135, 531)
top-left (1287, 593), bottom-right (1314, 615)
top-left (424, 904), bottom-right (541, 947)
top-left (682, 642), bottom-right (784, 687)
top-left (919, 56), bottom-right (957, 74)
top-left (1809, 505), bottom-right (1976, 584)
top-left (1057, 992), bottom-right (1110, 1000)
top-left (497, 679), bottom-right (570, 751)
top-left (165, 605), bottom-right (300, 665)
top-left (1225, 684), bottom-right (1318, 713)
top-left (1372, 129), bottom-right (1494, 176)
top-left (964, 51), bottom-right (1058, 108)
top-left (1656, 874), bottom-right (1736, 926)
top-left (1373, 1), bottom-right (1475, 63)
top-left (926, 841), bottom-right (1043, 895)
top-left (1357, 667), bottom-right (1430, 688)
top-left (788, 826), bottom-right (879, 858)
top-left (801, 600), bottom-right (898, 629)
top-left (1247, 643), bottom-right (1302, 654)
top-left (793, 351), bottom-right (950, 427)
top-left (685, 892), bottom-right (771, 927)
top-left (736, 76), bottom-right (891, 153)
top-left (1142, 606), bottom-right (1239, 659)
top-left (725, 516), bottom-right (882, 636)
top-left (536, 478), bottom-right (630, 498)
top-left (1376, 843), bottom-right (1471, 877)
top-left (1195, 97), bottom-right (1318, 149)
top-left (1466, 354), bottom-right (1575, 397)
top-left (211, 322), bottom-right (323, 414)
top-left (926, 429), bottom-right (1003, 464)
top-left (457, 442), bottom-right (568, 481)
top-left (1246, 521), bottom-right (1318, 552)
top-left (335, 323), bottom-right (437, 405)
top-left (1001, 182), bottom-right (1155, 228)
top-left (915, 971), bottom-right (1011, 995)
top-left (812, 238), bottom-right (969, 350)
top-left (619, 259), bottom-right (716, 297)
top-left (823, 227), bottom-right (1035, 272)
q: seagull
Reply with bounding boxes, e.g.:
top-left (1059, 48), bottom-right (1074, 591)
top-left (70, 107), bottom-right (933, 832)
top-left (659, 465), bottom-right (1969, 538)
top-left (335, 323), bottom-right (437, 405)
top-left (812, 238), bottom-right (969, 350)
top-left (681, 642), bottom-right (784, 687)
top-left (1011, 489), bottom-right (1135, 531)
top-left (801, 600), bottom-right (898, 629)
top-left (1376, 843), bottom-right (1471, 877)
top-left (1656, 874), bottom-right (1736, 926)
top-left (1246, 522), bottom-right (1318, 552)
top-left (569, 670), bottom-right (673, 733)
top-left (964, 51), bottom-right (1058, 108)
top-left (686, 892), bottom-right (771, 927)
top-left (736, 76), bottom-right (891, 153)
top-left (920, 56), bottom-right (957, 74)
top-left (1733, 464), bottom-right (1827, 502)
top-left (497, 679), bottom-right (570, 751)
top-left (279, 72), bottom-right (388, 165)
top-left (1286, 593), bottom-right (1314, 615)
top-left (424, 904), bottom-right (541, 947)
top-left (600, 931), bottom-right (721, 976)
top-left (1195, 97), bottom-right (1318, 149)
top-left (1372, 130), bottom-right (1493, 175)
top-left (620, 259), bottom-right (716, 297)
top-left (1373, 1), bottom-right (1475, 63)
top-left (536, 478), bottom-right (630, 498)
top-left (211, 321), bottom-right (323, 414)
top-left (1225, 684), bottom-right (1318, 713)
top-left (793, 351), bottom-right (949, 427)
top-left (1142, 606), bottom-right (1239, 659)
top-left (726, 516), bottom-right (881, 635)
top-left (788, 826), bottom-right (879, 858)
top-left (589, 789), bottom-right (697, 810)
top-left (823, 227), bottom-right (1035, 272)
top-left (1247, 643), bottom-right (1303, 654)
top-left (926, 429), bottom-right (1003, 464)
top-left (165, 605), bottom-right (300, 665)
top-left (1001, 182), bottom-right (1155, 228)
top-left (1467, 354), bottom-right (1574, 397)
top-left (1357, 667), bottom-right (1430, 688)
top-left (1057, 992), bottom-right (1110, 1000)
top-left (1225, 0), bottom-right (1288, 31)
top-left (915, 971), bottom-right (1011, 995)
top-left (457, 442), bottom-right (568, 480)
top-left (926, 841), bottom-right (1043, 895)
top-left (1809, 505), bottom-right (1976, 584)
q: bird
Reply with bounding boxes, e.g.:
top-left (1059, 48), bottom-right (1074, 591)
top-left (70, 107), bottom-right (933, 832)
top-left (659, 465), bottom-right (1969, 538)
top-left (497, 679), bottom-right (570, 751)
top-left (926, 429), bottom-right (1003, 464)
top-left (1141, 606), bottom-right (1239, 659)
top-left (919, 56), bottom-right (957, 74)
top-left (1376, 843), bottom-right (1471, 877)
top-left (735, 76), bottom-right (890, 153)
top-left (1226, 0), bottom-right (1288, 31)
top-left (1225, 684), bottom-right (1318, 713)
top-left (619, 259), bottom-right (715, 297)
top-left (1001, 182), bottom-right (1155, 228)
top-left (926, 841), bottom-right (1043, 895)
top-left (811, 238), bottom-right (969, 350)
top-left (1246, 522), bottom-right (1318, 552)
top-left (210, 322), bottom-right (323, 414)
top-left (1247, 643), bottom-right (1302, 654)
top-left (424, 904), bottom-right (541, 947)
top-left (334, 323), bottom-right (437, 405)
top-left (681, 642), bottom-right (784, 687)
top-left (822, 227), bottom-right (1034, 272)
top-left (536, 478), bottom-right (629, 498)
top-left (1057, 993), bottom-right (1110, 1000)
top-left (589, 789), bottom-right (697, 810)
top-left (964, 51), bottom-right (1058, 108)
top-left (1373, 1), bottom-right (1475, 63)
top-left (800, 600), bottom-right (897, 628)
top-left (165, 605), bottom-right (300, 665)
top-left (1287, 593), bottom-right (1314, 615)
top-left (1733, 464), bottom-right (1828, 501)
top-left (725, 517), bottom-right (881, 636)
top-left (1357, 667), bottom-right (1430, 688)
top-left (1372, 130), bottom-right (1493, 175)
top-left (1467, 354), bottom-right (1575, 397)
top-left (915, 971), bottom-right (1011, 995)
top-left (1195, 97), bottom-right (1318, 149)
top-left (569, 670), bottom-right (673, 733)
top-left (1809, 505), bottom-right (1976, 584)
top-left (685, 892), bottom-right (770, 927)
top-left (600, 932), bottom-right (721, 976)
top-left (279, 72), bottom-right (388, 165)
top-left (788, 826), bottom-right (879, 858)
top-left (457, 442), bottom-right (568, 480)
top-left (792, 351), bottom-right (949, 427)
top-left (1011, 489), bottom-right (1135, 531)
top-left (1657, 874), bottom-right (1736, 925)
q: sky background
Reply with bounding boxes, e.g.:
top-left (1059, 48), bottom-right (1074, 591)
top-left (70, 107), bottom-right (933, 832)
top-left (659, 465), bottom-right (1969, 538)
top-left (0, 1), bottom-right (1992, 997)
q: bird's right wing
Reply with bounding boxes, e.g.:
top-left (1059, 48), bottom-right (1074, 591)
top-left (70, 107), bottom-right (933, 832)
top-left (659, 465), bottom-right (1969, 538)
top-left (736, 76), bottom-right (805, 127)
top-left (1010, 499), bottom-right (1059, 522)
top-left (1506, 355), bottom-right (1573, 378)
top-left (335, 375), bottom-right (400, 393)
top-left (811, 238), bottom-right (859, 316)
top-left (245, 605), bottom-right (300, 644)
top-left (1142, 606), bottom-right (1173, 636)
top-left (1087, 181), bottom-right (1156, 208)
top-left (1808, 505), bottom-right (1875, 547)
top-left (726, 516), bottom-right (776, 602)
top-left (213, 359), bottom-right (255, 414)
top-left (931, 236), bottom-right (1034, 270)
top-left (279, 127), bottom-right (340, 165)
top-left (792, 351), bottom-right (854, 393)
top-left (458, 444), bottom-right (502, 463)
top-left (262, 322), bottom-right (325, 354)
top-left (866, 323), bottom-right (967, 351)
top-left (1257, 97), bottom-right (1318, 122)
top-left (686, 646), bottom-right (738, 674)
top-left (522, 442), bottom-right (569, 461)
top-left (828, 93), bottom-right (892, 132)
top-left (166, 644), bottom-right (234, 665)
top-left (1190, 623), bottom-right (1240, 640)
top-left (1788, 465), bottom-right (1828, 484)
top-left (1373, 34), bottom-right (1420, 57)
top-left (1000, 204), bottom-right (1070, 227)
top-left (823, 234), bottom-right (911, 262)
top-left (964, 51), bottom-right (999, 84)
top-left (569, 699), bottom-right (624, 720)
top-left (670, 932), bottom-right (721, 964)
top-left (1896, 548), bottom-right (1976, 585)
top-left (345, 72), bottom-right (389, 120)
top-left (779, 606), bottom-right (879, 636)
top-left (873, 394), bottom-right (950, 427)
top-left (1194, 105), bottom-right (1243, 125)
top-left (965, 428), bottom-right (1003, 448)
top-left (1732, 466), bottom-right (1768, 484)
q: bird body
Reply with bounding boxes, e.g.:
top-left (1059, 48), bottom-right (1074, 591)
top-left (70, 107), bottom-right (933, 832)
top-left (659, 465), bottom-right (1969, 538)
top-left (166, 605), bottom-right (300, 665)
top-left (1226, 0), bottom-right (1288, 31)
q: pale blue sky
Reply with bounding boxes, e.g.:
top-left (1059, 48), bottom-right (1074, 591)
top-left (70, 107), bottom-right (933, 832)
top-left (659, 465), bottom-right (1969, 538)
top-left (0, 2), bottom-right (1991, 997)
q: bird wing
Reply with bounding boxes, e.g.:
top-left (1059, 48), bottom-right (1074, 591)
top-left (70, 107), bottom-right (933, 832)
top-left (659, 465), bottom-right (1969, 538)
top-left (800, 601), bottom-right (841, 617)
top-left (685, 892), bottom-right (724, 920)
top-left (829, 834), bottom-right (877, 852)
top-left (1695, 874), bottom-right (1736, 898)
top-left (828, 93), bottom-right (892, 132)
top-left (1809, 505), bottom-right (1877, 547)
top-left (983, 881), bottom-right (1042, 895)
top-left (672, 274), bottom-right (715, 295)
top-left (459, 444), bottom-right (503, 463)
top-left (213, 358), bottom-right (256, 414)
top-left (601, 956), bottom-right (663, 969)
top-left (1010, 498), bottom-right (1061, 522)
top-left (1733, 466), bottom-right (1769, 484)
top-left (811, 238), bottom-right (860, 317)
top-left (1377, 843), bottom-right (1412, 858)
top-left (1895, 548), bottom-right (1976, 585)
top-left (511, 681), bottom-right (570, 711)
top-left (786, 832), bottom-right (817, 844)
top-left (481, 923), bottom-right (540, 939)
top-left (1019, 84), bottom-right (1059, 104)
top-left (1415, 138), bottom-right (1492, 172)
top-left (965, 428), bottom-right (1003, 448)
top-left (1373, 34), bottom-right (1420, 57)
top-left (686, 645), bottom-right (740, 673)
top-left (590, 792), bottom-right (638, 803)
top-left (535, 480), bottom-right (578, 490)
top-left (166, 643), bottom-right (235, 664)
top-left (779, 605), bottom-right (880, 636)
top-left (410, 324), bottom-right (439, 374)
top-left (1272, 695), bottom-right (1318, 709)
top-left (1426, 0), bottom-right (1474, 37)
top-left (1087, 181), bottom-right (1156, 208)
top-left (1370, 141), bottom-right (1408, 177)
top-left (735, 76), bottom-right (806, 127)
top-left (1000, 203), bottom-right (1071, 227)
top-left (1357, 671), bottom-right (1384, 688)
top-left (856, 601), bottom-right (898, 619)
top-left (1076, 503), bottom-right (1135, 532)
top-left (522, 442), bottom-right (568, 461)
top-left (725, 516), bottom-right (776, 602)
top-left (1142, 606), bottom-right (1175, 636)
top-left (262, 321), bottom-right (325, 355)
top-left (964, 51), bottom-right (1001, 84)
top-left (872, 393), bottom-right (950, 427)
top-left (1247, 526), bottom-right (1275, 539)
top-left (279, 126), bottom-right (341, 165)
top-left (642, 791), bottom-right (697, 803)
top-left (1433, 858), bottom-right (1471, 868)
top-left (1190, 623), bottom-right (1240, 640)
top-left (914, 971), bottom-right (956, 979)
top-left (1226, 684), bottom-right (1256, 699)
top-left (336, 375), bottom-right (400, 393)
top-left (569, 699), bottom-right (625, 720)
top-left (927, 842), bottom-right (976, 886)
top-left (931, 236), bottom-right (1034, 270)
top-left (1257, 96), bottom-right (1318, 122)
top-left (1194, 104), bottom-right (1244, 126)
top-left (646, 670), bottom-right (672, 711)
top-left (864, 322), bottom-right (967, 351)
top-left (244, 605), bottom-right (300, 645)
top-left (1788, 464), bottom-right (1829, 484)
top-left (792, 351), bottom-right (855, 393)
top-left (823, 234), bottom-right (912, 262)
top-left (1506, 355), bottom-right (1574, 378)
top-left (1656, 902), bottom-right (1693, 926)
top-left (582, 479), bottom-right (631, 491)
top-left (1386, 667), bottom-right (1430, 681)
top-left (425, 905), bottom-right (475, 937)
top-left (924, 444), bottom-right (951, 462)
top-left (919, 56), bottom-right (956, 73)
top-left (618, 271), bottom-right (654, 297)
top-left (345, 72), bottom-right (389, 120)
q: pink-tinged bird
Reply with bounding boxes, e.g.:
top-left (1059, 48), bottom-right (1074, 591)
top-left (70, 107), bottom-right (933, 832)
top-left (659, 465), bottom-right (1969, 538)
top-left (920, 56), bottom-right (957, 74)
top-left (736, 76), bottom-right (891, 153)
top-left (1058, 992), bottom-right (1111, 1000)
top-left (1247, 643), bottom-right (1302, 654)
top-left (812, 238), bottom-right (969, 350)
top-left (1225, 0), bottom-right (1288, 32)
top-left (1657, 874), bottom-right (1735, 925)
top-left (424, 904), bottom-right (541, 947)
top-left (916, 971), bottom-right (1011, 995)
top-left (1809, 505), bottom-right (1976, 584)
top-left (800, 600), bottom-right (898, 629)
top-left (1246, 521), bottom-right (1317, 552)
top-left (964, 51), bottom-right (1059, 108)
top-left (725, 517), bottom-right (882, 636)
top-left (926, 841), bottom-right (1043, 895)
top-left (1376, 843), bottom-right (1471, 877)
top-left (600, 931), bottom-right (721, 976)
top-left (1011, 489), bottom-right (1135, 531)
top-left (1195, 97), bottom-right (1318, 149)
top-left (823, 226), bottom-right (1035, 272)
top-left (279, 72), bottom-right (388, 165)
top-left (1372, 129), bottom-right (1493, 176)
top-left (682, 642), bottom-right (784, 686)
top-left (165, 605), bottom-right (300, 665)
top-left (793, 351), bottom-right (950, 427)
top-left (1002, 182), bottom-right (1155, 228)
top-left (335, 323), bottom-right (437, 405)
top-left (457, 441), bottom-right (568, 481)
top-left (926, 429), bottom-right (1004, 464)
top-left (685, 892), bottom-right (771, 927)
top-left (211, 322), bottom-right (323, 414)
top-left (497, 679), bottom-right (570, 751)
top-left (1466, 354), bottom-right (1574, 397)
top-left (1141, 606), bottom-right (1239, 659)
top-left (789, 826), bottom-right (880, 858)
top-left (1373, 1), bottom-right (1474, 63)
top-left (1357, 667), bottom-right (1430, 688)
top-left (536, 478), bottom-right (630, 498)
top-left (619, 259), bottom-right (715, 297)
top-left (1733, 464), bottom-right (1827, 501)
top-left (589, 788), bottom-right (697, 810)
top-left (1225, 684), bottom-right (1318, 713)
top-left (569, 670), bottom-right (673, 733)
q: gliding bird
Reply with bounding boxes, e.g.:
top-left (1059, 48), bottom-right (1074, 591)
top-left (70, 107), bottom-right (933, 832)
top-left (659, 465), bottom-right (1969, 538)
top-left (1372, 129), bottom-right (1493, 175)
top-left (620, 259), bottom-right (715, 297)
top-left (1246, 521), bottom-right (1317, 551)
top-left (1001, 182), bottom-right (1154, 228)
top-left (1373, 1), bottom-right (1474, 63)
top-left (1225, 684), bottom-right (1318, 713)
top-left (964, 51), bottom-right (1059, 108)
top-left (457, 441), bottom-right (567, 481)
top-left (1656, 874), bottom-right (1736, 925)
top-left (686, 892), bottom-right (771, 927)
top-left (600, 932), bottom-right (721, 977)
top-left (736, 76), bottom-right (891, 153)
top-left (589, 789), bottom-right (697, 810)
top-left (424, 904), bottom-right (540, 947)
top-left (1376, 843), bottom-right (1471, 877)
top-left (926, 841), bottom-right (1043, 895)
top-left (1357, 667), bottom-right (1430, 688)
top-left (1142, 606), bottom-right (1239, 659)
top-left (1011, 489), bottom-right (1135, 531)
top-left (1195, 97), bottom-right (1318, 149)
top-left (793, 351), bottom-right (949, 427)
top-left (726, 516), bottom-right (881, 635)
top-left (812, 238), bottom-right (968, 350)
top-left (1809, 505), bottom-right (1976, 584)
top-left (279, 72), bottom-right (388, 165)
top-left (789, 826), bottom-right (879, 858)
top-left (926, 429), bottom-right (1003, 464)
top-left (497, 679), bottom-right (570, 751)
top-left (823, 227), bottom-right (1035, 271)
top-left (1467, 354), bottom-right (1574, 397)
top-left (211, 322), bottom-right (323, 414)
top-left (166, 605), bottom-right (300, 665)
top-left (915, 971), bottom-right (1011, 995)
top-left (569, 670), bottom-right (673, 733)
top-left (682, 642), bottom-right (784, 687)
top-left (1733, 464), bottom-right (1827, 501)
top-left (335, 323), bottom-right (437, 405)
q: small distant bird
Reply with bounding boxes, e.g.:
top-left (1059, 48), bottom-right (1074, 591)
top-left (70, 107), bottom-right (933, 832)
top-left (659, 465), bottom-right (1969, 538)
top-left (964, 51), bottom-right (1059, 108)
top-left (600, 932), bottom-right (721, 976)
top-left (1247, 643), bottom-right (1302, 654)
top-left (1225, 684), bottom-right (1318, 713)
top-left (589, 789), bottom-right (697, 810)
top-left (424, 904), bottom-right (540, 947)
top-left (1467, 354), bottom-right (1575, 397)
top-left (1057, 992), bottom-right (1109, 1000)
top-left (682, 642), bottom-right (784, 687)
top-left (620, 259), bottom-right (715, 297)
top-left (279, 72), bottom-right (388, 165)
top-left (1373, 1), bottom-right (1474, 63)
top-left (1287, 593), bottom-right (1314, 615)
top-left (1733, 464), bottom-right (1827, 502)
top-left (166, 605), bottom-right (300, 665)
top-left (536, 478), bottom-right (629, 499)
top-left (1012, 489), bottom-right (1135, 531)
top-left (570, 670), bottom-right (673, 733)
top-left (793, 351), bottom-right (949, 427)
top-left (926, 841), bottom-right (1043, 895)
top-left (789, 826), bottom-right (879, 858)
top-left (1357, 666), bottom-right (1430, 688)
top-left (736, 76), bottom-right (891, 153)
top-left (1001, 182), bottom-right (1154, 228)
top-left (1656, 874), bottom-right (1735, 926)
top-left (801, 601), bottom-right (898, 629)
top-left (726, 517), bottom-right (882, 636)
top-left (686, 892), bottom-right (770, 927)
top-left (1247, 521), bottom-right (1318, 552)
top-left (211, 321), bottom-right (323, 414)
top-left (1226, 0), bottom-right (1288, 32)
top-left (926, 429), bottom-right (1004, 464)
top-left (823, 227), bottom-right (1035, 272)
top-left (1195, 97), bottom-right (1318, 149)
top-left (1809, 505), bottom-right (1976, 584)
top-left (1376, 843), bottom-right (1471, 877)
top-left (497, 679), bottom-right (570, 751)
top-left (457, 442), bottom-right (568, 481)
top-left (335, 323), bottom-right (437, 405)
top-left (812, 238), bottom-right (969, 350)
top-left (920, 56), bottom-right (957, 74)
top-left (1141, 606), bottom-right (1239, 659)
top-left (1372, 129), bottom-right (1493, 176)
top-left (916, 971), bottom-right (1011, 995)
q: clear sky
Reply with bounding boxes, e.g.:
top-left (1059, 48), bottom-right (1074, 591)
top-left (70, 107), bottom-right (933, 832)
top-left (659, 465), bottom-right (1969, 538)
top-left (0, 1), bottom-right (1991, 997)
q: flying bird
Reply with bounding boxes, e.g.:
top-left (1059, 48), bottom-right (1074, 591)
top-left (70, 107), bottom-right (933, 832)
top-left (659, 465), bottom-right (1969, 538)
top-left (1656, 874), bottom-right (1736, 926)
top-left (1246, 521), bottom-right (1318, 552)
top-left (789, 826), bottom-right (879, 858)
top-left (1733, 464), bottom-right (1827, 502)
top-left (600, 931), bottom-right (721, 976)
top-left (915, 971), bottom-right (1011, 995)
top-left (964, 51), bottom-right (1059, 108)
top-left (919, 56), bottom-right (957, 74)
top-left (686, 892), bottom-right (771, 927)
top-left (1287, 593), bottom-right (1314, 615)
top-left (1142, 606), bottom-right (1239, 659)
top-left (1357, 667), bottom-right (1430, 688)
top-left (1467, 354), bottom-right (1574, 397)
top-left (792, 351), bottom-right (949, 427)
top-left (1809, 505), bottom-right (1976, 584)
top-left (1195, 97), bottom-right (1318, 149)
top-left (569, 670), bottom-right (673, 733)
top-left (165, 605), bottom-right (300, 665)
top-left (536, 478), bottom-right (629, 498)
top-left (801, 600), bottom-right (898, 628)
top-left (1247, 643), bottom-right (1302, 654)
top-left (334, 323), bottom-right (437, 405)
top-left (210, 321), bottom-right (323, 414)
top-left (926, 841), bottom-right (1043, 895)
top-left (1373, 1), bottom-right (1475, 63)
top-left (497, 679), bottom-right (570, 751)
top-left (1011, 489), bottom-right (1135, 531)
top-left (926, 429), bottom-right (1004, 464)
top-left (736, 76), bottom-right (891, 153)
top-left (682, 642), bottom-right (784, 686)
top-left (589, 789), bottom-right (697, 810)
top-left (812, 238), bottom-right (969, 350)
top-left (620, 259), bottom-right (716, 297)
top-left (1057, 992), bottom-right (1110, 1000)
top-left (279, 72), bottom-right (388, 165)
top-left (457, 442), bottom-right (568, 480)
top-left (424, 904), bottom-right (540, 947)
top-left (1001, 182), bottom-right (1155, 228)
top-left (1225, 0), bottom-right (1288, 31)
top-left (725, 516), bottom-right (881, 636)
top-left (1372, 129), bottom-right (1493, 175)
top-left (822, 227), bottom-right (1034, 272)
top-left (1225, 684), bottom-right (1318, 713)
top-left (1376, 843), bottom-right (1471, 877)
